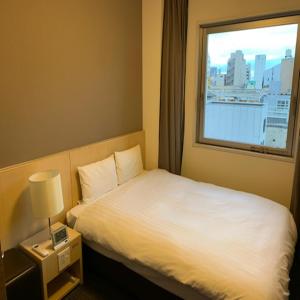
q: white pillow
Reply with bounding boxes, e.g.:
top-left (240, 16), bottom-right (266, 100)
top-left (115, 144), bottom-right (143, 184)
top-left (78, 154), bottom-right (118, 203)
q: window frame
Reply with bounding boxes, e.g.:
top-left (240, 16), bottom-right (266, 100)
top-left (196, 15), bottom-right (300, 157)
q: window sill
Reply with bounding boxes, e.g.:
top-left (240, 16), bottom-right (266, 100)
top-left (192, 142), bottom-right (296, 164)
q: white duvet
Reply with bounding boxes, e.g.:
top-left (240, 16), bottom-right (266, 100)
top-left (75, 169), bottom-right (297, 300)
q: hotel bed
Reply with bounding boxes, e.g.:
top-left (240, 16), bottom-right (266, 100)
top-left (67, 168), bottom-right (297, 300)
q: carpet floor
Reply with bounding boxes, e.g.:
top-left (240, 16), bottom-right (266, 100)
top-left (63, 271), bottom-right (136, 300)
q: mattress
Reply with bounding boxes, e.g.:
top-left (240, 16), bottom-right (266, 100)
top-left (71, 169), bottom-right (297, 300)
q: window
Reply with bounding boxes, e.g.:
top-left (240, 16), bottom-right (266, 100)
top-left (197, 15), bottom-right (300, 156)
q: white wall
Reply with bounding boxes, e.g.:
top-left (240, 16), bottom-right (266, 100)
top-left (182, 0), bottom-right (300, 207)
top-left (142, 0), bottom-right (163, 169)
top-left (142, 0), bottom-right (300, 207)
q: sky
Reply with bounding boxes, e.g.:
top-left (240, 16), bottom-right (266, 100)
top-left (207, 24), bottom-right (298, 73)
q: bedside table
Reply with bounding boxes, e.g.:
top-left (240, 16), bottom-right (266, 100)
top-left (20, 223), bottom-right (83, 300)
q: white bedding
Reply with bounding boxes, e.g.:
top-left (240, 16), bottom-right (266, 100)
top-left (74, 169), bottom-right (297, 300)
top-left (67, 203), bottom-right (88, 228)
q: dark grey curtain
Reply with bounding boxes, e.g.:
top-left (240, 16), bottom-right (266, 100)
top-left (158, 0), bottom-right (188, 175)
top-left (290, 141), bottom-right (300, 298)
top-left (291, 139), bottom-right (300, 230)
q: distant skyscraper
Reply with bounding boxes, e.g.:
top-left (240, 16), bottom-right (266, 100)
top-left (254, 55), bottom-right (266, 89)
top-left (263, 64), bottom-right (281, 93)
top-left (263, 50), bottom-right (294, 95)
top-left (285, 49), bottom-right (292, 58)
top-left (207, 55), bottom-right (211, 78)
top-left (281, 50), bottom-right (294, 94)
top-left (215, 74), bottom-right (225, 87)
top-left (210, 67), bottom-right (218, 78)
top-left (225, 50), bottom-right (247, 87)
top-left (246, 64), bottom-right (251, 81)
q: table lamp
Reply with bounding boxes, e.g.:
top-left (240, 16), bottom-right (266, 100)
top-left (29, 170), bottom-right (64, 238)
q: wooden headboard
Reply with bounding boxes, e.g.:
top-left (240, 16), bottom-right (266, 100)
top-left (0, 131), bottom-right (145, 250)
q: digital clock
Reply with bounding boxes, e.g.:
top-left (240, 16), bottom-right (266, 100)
top-left (51, 225), bottom-right (69, 250)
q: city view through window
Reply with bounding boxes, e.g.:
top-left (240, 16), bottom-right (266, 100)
top-left (202, 24), bottom-right (298, 150)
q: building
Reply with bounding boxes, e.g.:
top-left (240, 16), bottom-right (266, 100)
top-left (210, 66), bottom-right (218, 78)
top-left (254, 54), bottom-right (266, 89)
top-left (204, 100), bottom-right (267, 145)
top-left (263, 49), bottom-right (294, 95)
top-left (280, 49), bottom-right (294, 94)
top-left (261, 49), bottom-right (295, 148)
top-left (207, 55), bottom-right (211, 78)
top-left (246, 80), bottom-right (256, 89)
top-left (246, 63), bottom-right (251, 82)
top-left (263, 64), bottom-right (281, 93)
top-left (215, 74), bottom-right (225, 87)
top-left (208, 86), bottom-right (262, 102)
top-left (225, 50), bottom-right (247, 87)
top-left (263, 93), bottom-right (290, 148)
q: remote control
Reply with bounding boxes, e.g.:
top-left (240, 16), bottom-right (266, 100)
top-left (32, 244), bottom-right (49, 257)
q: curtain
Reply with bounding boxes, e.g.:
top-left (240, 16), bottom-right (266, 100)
top-left (290, 141), bottom-right (300, 298)
top-left (291, 139), bottom-right (300, 230)
top-left (158, 0), bottom-right (188, 175)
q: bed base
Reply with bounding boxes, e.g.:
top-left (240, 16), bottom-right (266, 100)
top-left (83, 242), bottom-right (299, 299)
top-left (82, 243), bottom-right (181, 300)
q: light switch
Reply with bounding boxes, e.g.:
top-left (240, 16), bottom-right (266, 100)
top-left (57, 247), bottom-right (70, 271)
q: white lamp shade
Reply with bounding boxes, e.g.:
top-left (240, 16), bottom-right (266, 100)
top-left (29, 170), bottom-right (64, 218)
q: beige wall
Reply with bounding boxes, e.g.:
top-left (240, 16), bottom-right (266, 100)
top-left (182, 0), bottom-right (300, 207)
top-left (0, 0), bottom-right (142, 168)
top-left (142, 0), bottom-right (163, 169)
